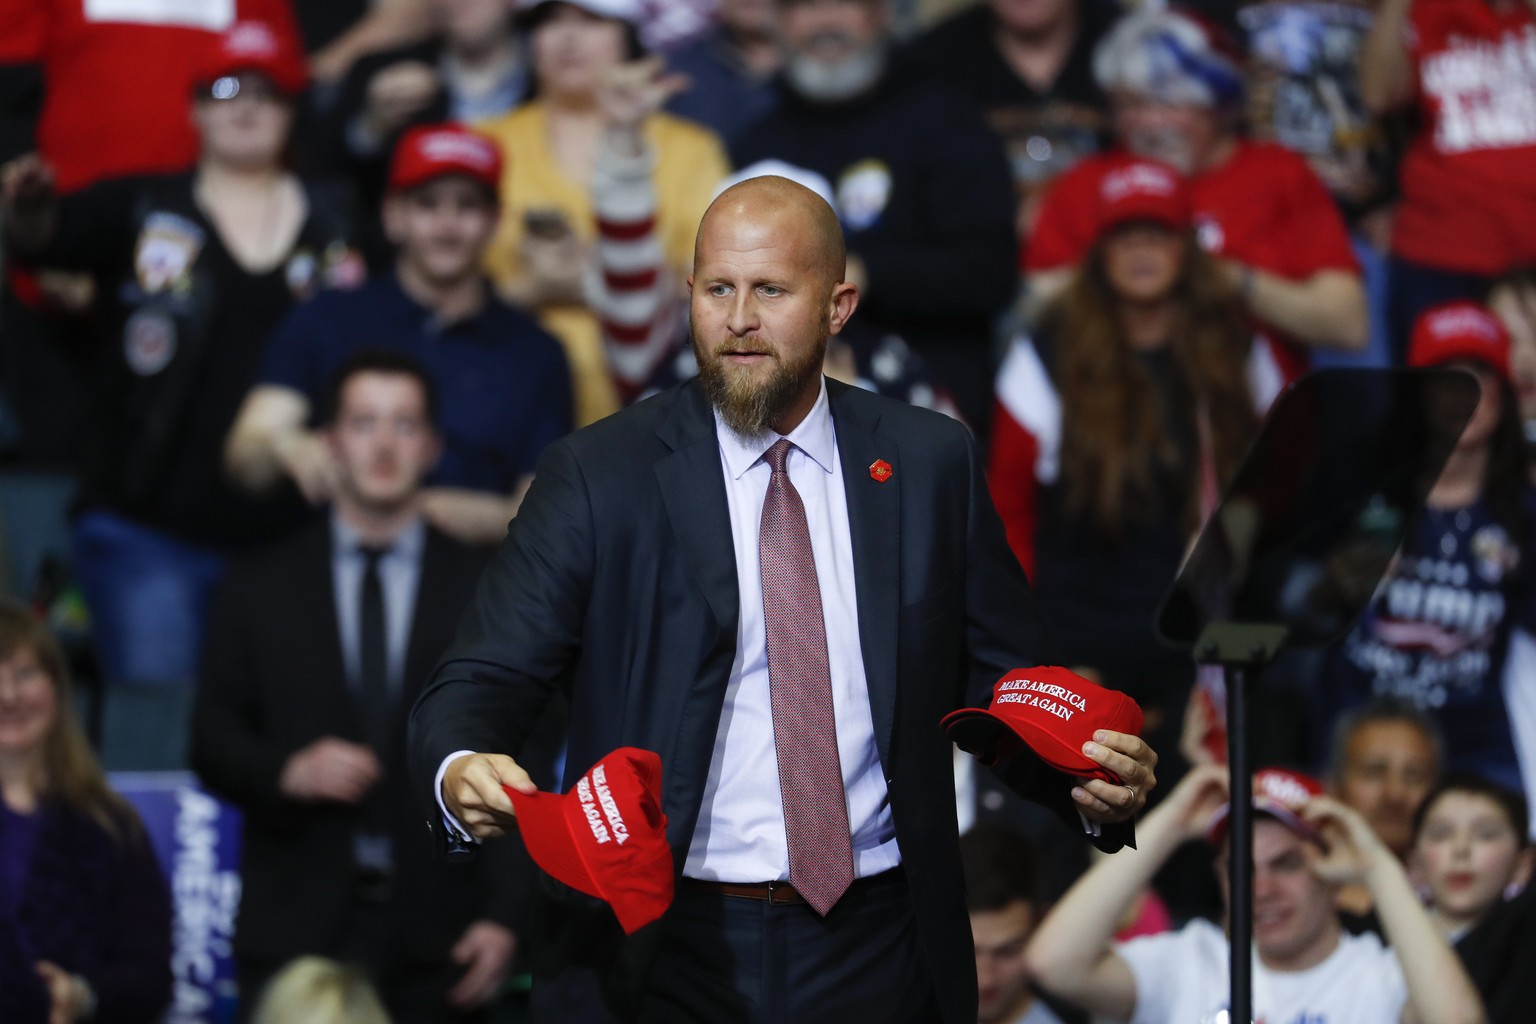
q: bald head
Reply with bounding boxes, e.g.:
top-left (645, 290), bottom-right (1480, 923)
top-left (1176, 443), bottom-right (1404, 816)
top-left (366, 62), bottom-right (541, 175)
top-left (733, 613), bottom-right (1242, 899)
top-left (695, 175), bottom-right (846, 288)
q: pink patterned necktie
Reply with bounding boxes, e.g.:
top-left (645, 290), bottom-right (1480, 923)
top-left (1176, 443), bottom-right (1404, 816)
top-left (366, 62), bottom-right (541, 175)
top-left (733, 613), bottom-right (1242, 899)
top-left (759, 438), bottom-right (853, 916)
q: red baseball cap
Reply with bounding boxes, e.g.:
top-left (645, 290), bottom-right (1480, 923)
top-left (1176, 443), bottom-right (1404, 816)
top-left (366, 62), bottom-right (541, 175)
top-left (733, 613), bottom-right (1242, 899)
top-left (942, 667), bottom-right (1144, 783)
top-left (1096, 159), bottom-right (1192, 235)
top-left (1206, 767), bottom-right (1325, 846)
top-left (1408, 300), bottom-right (1511, 381)
top-left (195, 21), bottom-right (307, 98)
top-left (388, 124), bottom-right (504, 196)
top-left (506, 747), bottom-right (673, 934)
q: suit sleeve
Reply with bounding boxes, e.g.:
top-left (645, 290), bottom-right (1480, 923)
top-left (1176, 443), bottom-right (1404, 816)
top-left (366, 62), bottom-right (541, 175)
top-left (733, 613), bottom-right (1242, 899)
top-left (409, 438), bottom-right (597, 808)
top-left (190, 573), bottom-right (305, 825)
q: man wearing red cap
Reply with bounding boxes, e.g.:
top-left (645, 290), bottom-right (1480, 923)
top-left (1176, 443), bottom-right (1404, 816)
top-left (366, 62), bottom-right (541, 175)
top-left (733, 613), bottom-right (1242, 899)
top-left (1026, 763), bottom-right (1484, 1024)
top-left (414, 173), bottom-right (1159, 1022)
top-left (227, 123), bottom-right (573, 547)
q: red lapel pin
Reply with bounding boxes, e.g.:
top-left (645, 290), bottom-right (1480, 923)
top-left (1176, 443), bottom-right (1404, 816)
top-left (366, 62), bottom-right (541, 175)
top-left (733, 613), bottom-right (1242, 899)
top-left (869, 459), bottom-right (892, 483)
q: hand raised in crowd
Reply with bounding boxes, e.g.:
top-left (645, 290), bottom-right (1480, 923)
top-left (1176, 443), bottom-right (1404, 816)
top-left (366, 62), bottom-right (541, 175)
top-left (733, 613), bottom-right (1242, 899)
top-left (279, 736), bottom-right (383, 803)
top-left (597, 56), bottom-right (690, 142)
top-left (1155, 762), bottom-right (1231, 843)
top-left (1302, 795), bottom-right (1394, 887)
top-left (446, 920), bottom-right (517, 1009)
top-left (442, 752), bottom-right (534, 839)
top-left (1071, 729), bottom-right (1159, 823)
top-left (362, 60), bottom-right (441, 144)
top-left (35, 960), bottom-right (91, 1024)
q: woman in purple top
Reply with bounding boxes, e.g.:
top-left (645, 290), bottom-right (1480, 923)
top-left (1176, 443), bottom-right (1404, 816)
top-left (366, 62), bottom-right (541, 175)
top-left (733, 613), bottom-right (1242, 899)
top-left (0, 603), bottom-right (171, 1023)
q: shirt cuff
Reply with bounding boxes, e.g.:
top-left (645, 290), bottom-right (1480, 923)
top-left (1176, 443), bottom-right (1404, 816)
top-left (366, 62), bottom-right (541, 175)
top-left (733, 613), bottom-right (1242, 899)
top-left (435, 749), bottom-right (483, 845)
top-left (1078, 810), bottom-right (1102, 838)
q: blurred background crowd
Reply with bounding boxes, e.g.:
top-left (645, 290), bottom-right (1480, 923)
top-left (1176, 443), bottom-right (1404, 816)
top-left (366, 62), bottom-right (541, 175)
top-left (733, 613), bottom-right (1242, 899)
top-left (1, 0), bottom-right (1536, 1021)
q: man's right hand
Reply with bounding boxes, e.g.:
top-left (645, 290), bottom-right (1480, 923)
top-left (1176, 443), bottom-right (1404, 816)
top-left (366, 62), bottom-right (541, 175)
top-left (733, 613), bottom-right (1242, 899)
top-left (273, 428), bottom-right (339, 504)
top-left (279, 737), bottom-right (383, 803)
top-left (443, 753), bottom-right (533, 839)
top-left (0, 153), bottom-right (54, 215)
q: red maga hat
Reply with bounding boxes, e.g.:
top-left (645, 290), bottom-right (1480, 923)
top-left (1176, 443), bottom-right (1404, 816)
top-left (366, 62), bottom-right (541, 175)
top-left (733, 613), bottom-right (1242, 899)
top-left (196, 21), bottom-right (307, 98)
top-left (1408, 300), bottom-right (1511, 381)
top-left (942, 667), bottom-right (1143, 782)
top-left (1096, 158), bottom-right (1193, 236)
top-left (1205, 767), bottom-right (1325, 846)
top-left (388, 124), bottom-right (504, 195)
top-left (506, 747), bottom-right (673, 934)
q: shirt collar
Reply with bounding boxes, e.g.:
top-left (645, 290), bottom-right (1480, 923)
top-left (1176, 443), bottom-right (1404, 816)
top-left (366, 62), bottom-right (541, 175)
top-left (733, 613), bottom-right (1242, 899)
top-left (330, 509), bottom-right (427, 561)
top-left (716, 377), bottom-right (836, 481)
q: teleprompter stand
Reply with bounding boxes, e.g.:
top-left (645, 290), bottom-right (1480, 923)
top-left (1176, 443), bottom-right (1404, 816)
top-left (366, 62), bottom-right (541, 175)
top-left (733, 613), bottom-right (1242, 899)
top-left (1156, 368), bottom-right (1480, 1023)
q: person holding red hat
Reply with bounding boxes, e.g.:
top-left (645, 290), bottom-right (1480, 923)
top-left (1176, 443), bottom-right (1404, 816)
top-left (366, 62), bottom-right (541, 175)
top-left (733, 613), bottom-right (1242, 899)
top-left (227, 123), bottom-right (572, 548)
top-left (0, 19), bottom-right (358, 688)
top-left (989, 157), bottom-right (1265, 761)
top-left (1026, 762), bottom-right (1484, 1024)
top-left (417, 174), bottom-right (1159, 1023)
top-left (1320, 300), bottom-right (1536, 800)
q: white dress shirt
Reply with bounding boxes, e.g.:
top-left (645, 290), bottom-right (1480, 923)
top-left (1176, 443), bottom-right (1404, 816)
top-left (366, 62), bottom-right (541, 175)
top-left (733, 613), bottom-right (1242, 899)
top-left (684, 379), bottom-right (899, 882)
top-left (437, 382), bottom-right (902, 875)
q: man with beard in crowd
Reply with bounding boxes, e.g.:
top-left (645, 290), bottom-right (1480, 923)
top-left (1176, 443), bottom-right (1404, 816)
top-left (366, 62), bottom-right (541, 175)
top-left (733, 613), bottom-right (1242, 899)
top-left (411, 174), bottom-right (1158, 1022)
top-left (731, 0), bottom-right (1018, 436)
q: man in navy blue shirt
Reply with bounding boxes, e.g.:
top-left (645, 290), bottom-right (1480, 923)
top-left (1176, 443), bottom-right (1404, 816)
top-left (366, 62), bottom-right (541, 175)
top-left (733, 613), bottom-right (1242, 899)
top-left (226, 123), bottom-right (572, 545)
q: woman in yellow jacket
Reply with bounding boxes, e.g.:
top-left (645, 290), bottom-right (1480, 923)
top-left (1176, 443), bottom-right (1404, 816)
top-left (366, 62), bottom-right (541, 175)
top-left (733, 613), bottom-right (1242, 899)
top-left (480, 0), bottom-right (730, 426)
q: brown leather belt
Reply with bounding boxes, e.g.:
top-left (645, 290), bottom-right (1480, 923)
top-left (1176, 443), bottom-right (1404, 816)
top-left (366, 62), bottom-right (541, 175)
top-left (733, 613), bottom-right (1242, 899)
top-left (681, 878), bottom-right (806, 905)
top-left (681, 868), bottom-right (904, 906)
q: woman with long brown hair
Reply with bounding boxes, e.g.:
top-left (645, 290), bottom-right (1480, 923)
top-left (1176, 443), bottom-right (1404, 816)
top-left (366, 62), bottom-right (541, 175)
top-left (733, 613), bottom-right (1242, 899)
top-left (991, 158), bottom-right (1267, 739)
top-left (0, 602), bottom-right (171, 1023)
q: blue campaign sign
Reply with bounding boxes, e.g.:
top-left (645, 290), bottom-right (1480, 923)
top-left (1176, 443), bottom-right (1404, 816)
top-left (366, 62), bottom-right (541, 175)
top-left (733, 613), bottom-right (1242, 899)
top-left (111, 772), bottom-right (243, 1024)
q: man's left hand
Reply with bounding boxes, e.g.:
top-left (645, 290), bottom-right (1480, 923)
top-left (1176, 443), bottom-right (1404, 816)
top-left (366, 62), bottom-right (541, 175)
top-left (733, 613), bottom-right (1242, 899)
top-left (447, 920), bottom-right (516, 1009)
top-left (1070, 730), bottom-right (1158, 824)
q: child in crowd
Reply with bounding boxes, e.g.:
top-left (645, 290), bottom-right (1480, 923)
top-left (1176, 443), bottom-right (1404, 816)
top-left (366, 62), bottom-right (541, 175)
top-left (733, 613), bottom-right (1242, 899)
top-left (1412, 775), bottom-right (1534, 1024)
top-left (1413, 775), bottom-right (1532, 941)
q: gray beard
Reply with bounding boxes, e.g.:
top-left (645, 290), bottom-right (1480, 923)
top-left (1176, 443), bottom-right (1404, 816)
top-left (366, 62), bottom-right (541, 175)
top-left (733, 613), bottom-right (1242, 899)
top-left (783, 42), bottom-right (886, 104)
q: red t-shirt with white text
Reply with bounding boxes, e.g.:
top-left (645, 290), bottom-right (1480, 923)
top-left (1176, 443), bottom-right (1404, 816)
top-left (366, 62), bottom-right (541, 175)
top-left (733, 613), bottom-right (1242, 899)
top-left (0, 0), bottom-right (302, 193)
top-left (1393, 0), bottom-right (1536, 274)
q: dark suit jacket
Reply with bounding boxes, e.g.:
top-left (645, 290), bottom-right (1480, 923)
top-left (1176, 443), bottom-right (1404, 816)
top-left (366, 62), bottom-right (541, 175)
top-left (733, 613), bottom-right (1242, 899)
top-left (411, 378), bottom-right (1126, 1022)
top-left (191, 518), bottom-right (526, 966)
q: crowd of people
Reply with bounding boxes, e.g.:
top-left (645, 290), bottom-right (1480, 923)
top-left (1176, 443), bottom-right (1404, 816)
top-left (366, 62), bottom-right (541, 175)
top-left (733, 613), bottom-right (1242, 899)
top-left (1, 0), bottom-right (1536, 1021)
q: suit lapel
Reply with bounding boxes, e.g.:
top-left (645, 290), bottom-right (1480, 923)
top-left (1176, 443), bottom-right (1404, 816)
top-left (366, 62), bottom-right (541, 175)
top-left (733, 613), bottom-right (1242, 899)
top-left (830, 382), bottom-right (900, 767)
top-left (654, 381), bottom-right (739, 635)
top-left (403, 529), bottom-right (445, 701)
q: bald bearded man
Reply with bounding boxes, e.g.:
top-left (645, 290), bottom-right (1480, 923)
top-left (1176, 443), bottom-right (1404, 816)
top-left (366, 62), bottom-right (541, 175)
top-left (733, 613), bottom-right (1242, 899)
top-left (410, 177), bottom-right (1158, 1023)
